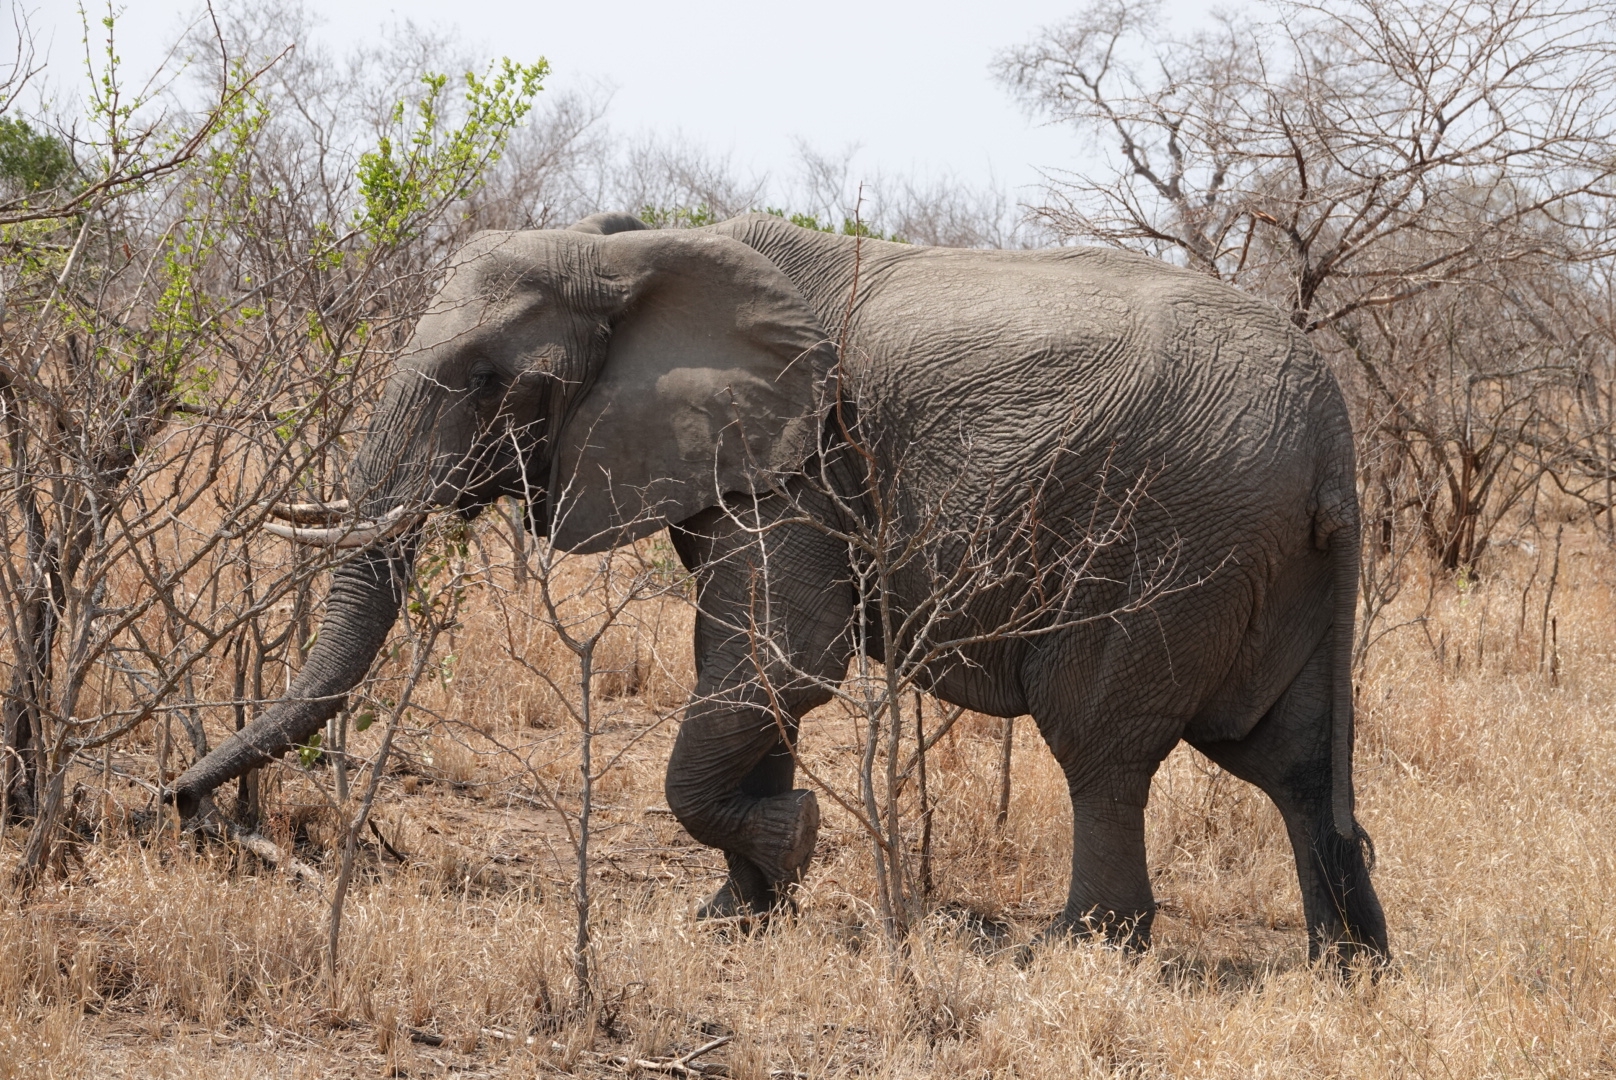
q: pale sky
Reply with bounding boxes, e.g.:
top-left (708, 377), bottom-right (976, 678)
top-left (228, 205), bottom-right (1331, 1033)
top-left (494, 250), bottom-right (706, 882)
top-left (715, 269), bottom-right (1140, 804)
top-left (26, 0), bottom-right (1227, 202)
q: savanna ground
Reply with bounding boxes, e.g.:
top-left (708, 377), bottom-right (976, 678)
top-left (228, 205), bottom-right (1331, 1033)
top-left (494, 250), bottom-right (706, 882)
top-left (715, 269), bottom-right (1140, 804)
top-left (1, 508), bottom-right (1613, 1080)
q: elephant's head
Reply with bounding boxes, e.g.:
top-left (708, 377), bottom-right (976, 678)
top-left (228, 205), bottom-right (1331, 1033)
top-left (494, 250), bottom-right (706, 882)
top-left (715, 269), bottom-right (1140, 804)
top-left (281, 222), bottom-right (838, 548)
top-left (168, 219), bottom-right (837, 817)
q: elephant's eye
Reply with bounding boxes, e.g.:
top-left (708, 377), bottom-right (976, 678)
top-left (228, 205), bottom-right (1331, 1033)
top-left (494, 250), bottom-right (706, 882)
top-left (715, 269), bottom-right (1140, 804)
top-left (466, 368), bottom-right (502, 399)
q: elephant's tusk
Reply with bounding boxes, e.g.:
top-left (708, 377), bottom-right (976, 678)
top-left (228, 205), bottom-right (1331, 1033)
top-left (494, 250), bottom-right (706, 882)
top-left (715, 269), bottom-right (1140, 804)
top-left (263, 505), bottom-right (422, 548)
top-left (268, 498), bottom-right (352, 524)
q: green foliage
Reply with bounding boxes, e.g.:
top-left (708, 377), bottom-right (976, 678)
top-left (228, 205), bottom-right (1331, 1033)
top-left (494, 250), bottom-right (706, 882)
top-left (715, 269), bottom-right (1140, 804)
top-left (408, 525), bottom-right (473, 628)
top-left (147, 69), bottom-right (271, 397)
top-left (0, 117), bottom-right (74, 195)
top-left (646, 534), bottom-right (694, 592)
top-left (635, 204), bottom-right (909, 241)
top-left (357, 57), bottom-right (548, 246)
top-left (638, 204), bottom-right (718, 229)
top-left (763, 206), bottom-right (907, 242)
top-left (297, 732), bottom-right (324, 769)
top-left (785, 210), bottom-right (828, 231)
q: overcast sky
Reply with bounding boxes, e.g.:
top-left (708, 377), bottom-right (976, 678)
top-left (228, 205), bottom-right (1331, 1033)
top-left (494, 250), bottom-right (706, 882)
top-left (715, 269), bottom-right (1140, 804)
top-left (26, 0), bottom-right (1225, 202)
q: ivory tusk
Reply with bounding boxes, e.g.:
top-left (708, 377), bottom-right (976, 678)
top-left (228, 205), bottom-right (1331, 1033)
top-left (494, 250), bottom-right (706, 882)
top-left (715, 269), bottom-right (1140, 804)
top-left (268, 498), bottom-right (352, 524)
top-left (262, 505), bottom-right (421, 548)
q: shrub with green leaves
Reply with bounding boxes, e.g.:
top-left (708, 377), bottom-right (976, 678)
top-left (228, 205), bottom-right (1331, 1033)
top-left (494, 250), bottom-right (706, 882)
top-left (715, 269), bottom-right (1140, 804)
top-left (766, 207), bottom-right (906, 242)
top-left (0, 117), bottom-right (74, 197)
top-left (637, 203), bottom-right (908, 241)
top-left (357, 58), bottom-right (548, 246)
top-left (637, 203), bottom-right (719, 229)
top-left (0, 11), bottom-right (551, 887)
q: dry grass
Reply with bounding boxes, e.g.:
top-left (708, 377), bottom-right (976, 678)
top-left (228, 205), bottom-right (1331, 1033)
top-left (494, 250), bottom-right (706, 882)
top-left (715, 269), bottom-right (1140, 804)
top-left (3, 522), bottom-right (1615, 1079)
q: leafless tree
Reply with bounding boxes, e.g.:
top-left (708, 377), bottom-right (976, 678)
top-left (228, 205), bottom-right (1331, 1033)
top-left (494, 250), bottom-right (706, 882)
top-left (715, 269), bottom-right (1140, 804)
top-left (323, 535), bottom-right (468, 983)
top-left (468, 86), bottom-right (614, 230)
top-left (997, 0), bottom-right (1616, 594)
top-left (611, 135), bottom-right (769, 226)
top-left (504, 523), bottom-right (681, 1007)
top-left (783, 140), bottom-right (1050, 247)
top-left (879, 174), bottom-right (1051, 249)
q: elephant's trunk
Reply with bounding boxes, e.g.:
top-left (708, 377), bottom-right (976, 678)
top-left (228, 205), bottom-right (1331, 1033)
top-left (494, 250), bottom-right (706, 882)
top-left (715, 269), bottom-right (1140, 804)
top-left (170, 371), bottom-right (457, 819)
top-left (169, 543), bottom-right (414, 818)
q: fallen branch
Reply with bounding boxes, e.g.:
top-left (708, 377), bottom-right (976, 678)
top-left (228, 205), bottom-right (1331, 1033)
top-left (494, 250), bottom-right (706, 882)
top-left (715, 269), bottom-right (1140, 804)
top-left (368, 818), bottom-right (408, 862)
top-left (486, 1027), bottom-right (539, 1046)
top-left (517, 1032), bottom-right (735, 1076)
top-left (183, 801), bottom-right (324, 887)
top-left (603, 1034), bottom-right (732, 1076)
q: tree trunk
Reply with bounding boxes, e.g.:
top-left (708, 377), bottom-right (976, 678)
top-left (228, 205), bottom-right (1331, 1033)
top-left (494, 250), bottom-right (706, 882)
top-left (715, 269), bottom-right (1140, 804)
top-left (995, 717), bottom-right (1014, 830)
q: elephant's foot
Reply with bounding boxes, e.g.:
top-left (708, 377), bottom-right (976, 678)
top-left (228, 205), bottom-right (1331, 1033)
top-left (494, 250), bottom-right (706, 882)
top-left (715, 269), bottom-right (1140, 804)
top-left (1309, 933), bottom-right (1391, 977)
top-left (1032, 906), bottom-right (1154, 953)
top-left (1303, 822), bottom-right (1390, 973)
top-left (696, 853), bottom-right (797, 933)
top-left (739, 788), bottom-right (820, 885)
top-left (693, 790), bottom-right (819, 933)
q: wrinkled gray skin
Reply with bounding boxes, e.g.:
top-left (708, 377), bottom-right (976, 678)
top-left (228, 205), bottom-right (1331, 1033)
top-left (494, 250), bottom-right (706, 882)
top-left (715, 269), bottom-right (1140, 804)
top-left (171, 213), bottom-right (1387, 962)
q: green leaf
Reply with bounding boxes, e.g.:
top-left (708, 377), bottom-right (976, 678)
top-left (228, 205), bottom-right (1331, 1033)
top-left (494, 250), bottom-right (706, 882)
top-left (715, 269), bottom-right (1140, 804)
top-left (0, 117), bottom-right (74, 195)
top-left (355, 58), bottom-right (548, 246)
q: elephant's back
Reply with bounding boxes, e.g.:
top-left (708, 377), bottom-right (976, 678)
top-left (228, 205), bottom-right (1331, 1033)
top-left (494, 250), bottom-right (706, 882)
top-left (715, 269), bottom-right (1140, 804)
top-left (850, 245), bottom-right (1346, 530)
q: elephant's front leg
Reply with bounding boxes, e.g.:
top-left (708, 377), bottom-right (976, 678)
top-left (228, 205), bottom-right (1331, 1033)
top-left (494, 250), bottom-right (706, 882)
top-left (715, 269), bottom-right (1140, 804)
top-left (665, 699), bottom-right (823, 917)
top-left (664, 501), bottom-right (854, 920)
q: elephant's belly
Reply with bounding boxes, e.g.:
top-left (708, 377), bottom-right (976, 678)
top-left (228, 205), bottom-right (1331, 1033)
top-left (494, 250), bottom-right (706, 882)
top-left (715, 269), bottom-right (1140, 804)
top-left (926, 652), bottom-right (1031, 720)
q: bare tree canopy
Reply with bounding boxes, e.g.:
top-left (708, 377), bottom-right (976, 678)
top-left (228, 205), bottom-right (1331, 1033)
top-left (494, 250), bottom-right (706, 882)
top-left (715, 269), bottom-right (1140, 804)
top-left (999, 0), bottom-right (1616, 576)
top-left (997, 0), bottom-right (1616, 327)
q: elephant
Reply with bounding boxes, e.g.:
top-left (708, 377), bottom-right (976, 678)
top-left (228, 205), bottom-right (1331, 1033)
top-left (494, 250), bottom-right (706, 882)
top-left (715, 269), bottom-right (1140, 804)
top-left (169, 209), bottom-right (1388, 963)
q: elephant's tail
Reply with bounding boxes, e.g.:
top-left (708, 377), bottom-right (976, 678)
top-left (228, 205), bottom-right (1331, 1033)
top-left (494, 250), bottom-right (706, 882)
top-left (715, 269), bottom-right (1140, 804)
top-left (1318, 496), bottom-right (1364, 845)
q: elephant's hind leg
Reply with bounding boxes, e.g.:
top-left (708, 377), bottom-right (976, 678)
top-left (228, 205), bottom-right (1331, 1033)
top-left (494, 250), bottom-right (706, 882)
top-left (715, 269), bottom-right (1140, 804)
top-left (1049, 757), bottom-right (1166, 948)
top-left (1027, 656), bottom-right (1182, 948)
top-left (1190, 639), bottom-right (1388, 966)
top-left (664, 502), bottom-right (854, 921)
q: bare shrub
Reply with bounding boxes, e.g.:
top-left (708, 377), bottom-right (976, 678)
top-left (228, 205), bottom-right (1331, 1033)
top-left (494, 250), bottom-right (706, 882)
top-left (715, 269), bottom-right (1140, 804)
top-left (612, 135), bottom-right (769, 227)
top-left (712, 257), bottom-right (1191, 944)
top-left (781, 140), bottom-right (1050, 247)
top-left (471, 484), bottom-right (685, 1006)
top-left (0, 10), bottom-right (543, 894)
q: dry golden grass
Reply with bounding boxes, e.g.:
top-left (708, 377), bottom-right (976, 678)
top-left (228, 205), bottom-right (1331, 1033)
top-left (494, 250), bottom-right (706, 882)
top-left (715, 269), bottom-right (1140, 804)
top-left (3, 522), bottom-right (1615, 1078)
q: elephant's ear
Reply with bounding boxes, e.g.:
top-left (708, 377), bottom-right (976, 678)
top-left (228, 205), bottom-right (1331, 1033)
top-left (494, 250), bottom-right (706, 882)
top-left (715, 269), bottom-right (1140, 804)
top-left (550, 231), bottom-right (837, 553)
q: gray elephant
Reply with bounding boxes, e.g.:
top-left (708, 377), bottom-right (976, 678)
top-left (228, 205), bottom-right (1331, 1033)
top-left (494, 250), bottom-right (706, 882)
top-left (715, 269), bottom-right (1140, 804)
top-left (170, 210), bottom-right (1387, 962)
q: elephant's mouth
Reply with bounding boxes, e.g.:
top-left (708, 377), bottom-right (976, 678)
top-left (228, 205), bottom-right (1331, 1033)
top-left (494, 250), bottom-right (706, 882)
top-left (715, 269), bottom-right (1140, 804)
top-left (265, 437), bottom-right (541, 548)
